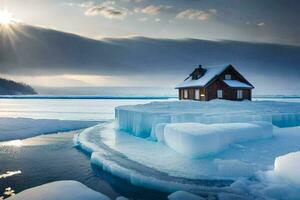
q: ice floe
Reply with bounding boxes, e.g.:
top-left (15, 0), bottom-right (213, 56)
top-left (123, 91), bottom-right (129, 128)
top-left (6, 181), bottom-right (110, 200)
top-left (75, 100), bottom-right (300, 199)
top-left (0, 117), bottom-right (99, 141)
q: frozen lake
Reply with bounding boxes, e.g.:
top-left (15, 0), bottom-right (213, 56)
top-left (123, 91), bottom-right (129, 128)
top-left (0, 97), bottom-right (299, 199)
top-left (0, 97), bottom-right (298, 120)
top-left (0, 98), bottom-right (171, 120)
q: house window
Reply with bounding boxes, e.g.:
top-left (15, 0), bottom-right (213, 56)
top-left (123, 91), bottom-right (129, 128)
top-left (217, 90), bottom-right (223, 98)
top-left (184, 89), bottom-right (188, 99)
top-left (237, 90), bottom-right (243, 99)
top-left (195, 89), bottom-right (200, 100)
top-left (225, 74), bottom-right (232, 80)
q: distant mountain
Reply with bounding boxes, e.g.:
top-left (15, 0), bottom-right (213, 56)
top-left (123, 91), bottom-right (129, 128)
top-left (1, 23), bottom-right (300, 91)
top-left (0, 78), bottom-right (37, 95)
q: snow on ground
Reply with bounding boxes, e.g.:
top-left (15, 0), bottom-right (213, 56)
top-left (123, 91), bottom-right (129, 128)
top-left (0, 117), bottom-right (99, 141)
top-left (115, 100), bottom-right (300, 138)
top-left (164, 122), bottom-right (272, 157)
top-left (6, 181), bottom-right (110, 200)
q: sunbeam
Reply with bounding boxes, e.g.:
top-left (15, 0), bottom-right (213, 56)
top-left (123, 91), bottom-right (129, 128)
top-left (0, 10), bottom-right (13, 25)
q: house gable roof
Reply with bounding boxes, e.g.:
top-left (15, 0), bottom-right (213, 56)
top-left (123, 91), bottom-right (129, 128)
top-left (223, 80), bottom-right (253, 88)
top-left (175, 64), bottom-right (254, 89)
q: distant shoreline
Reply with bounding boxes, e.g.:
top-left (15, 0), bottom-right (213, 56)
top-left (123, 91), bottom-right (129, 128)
top-left (0, 95), bottom-right (174, 100)
top-left (0, 95), bottom-right (299, 100)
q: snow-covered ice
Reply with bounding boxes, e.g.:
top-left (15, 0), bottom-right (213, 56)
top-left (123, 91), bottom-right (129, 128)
top-left (7, 181), bottom-right (110, 200)
top-left (116, 100), bottom-right (300, 138)
top-left (164, 122), bottom-right (272, 157)
top-left (73, 99), bottom-right (300, 198)
top-left (74, 122), bottom-right (300, 191)
top-left (0, 117), bottom-right (98, 141)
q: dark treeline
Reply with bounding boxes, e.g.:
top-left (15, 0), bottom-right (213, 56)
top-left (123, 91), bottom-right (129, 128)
top-left (0, 78), bottom-right (37, 95)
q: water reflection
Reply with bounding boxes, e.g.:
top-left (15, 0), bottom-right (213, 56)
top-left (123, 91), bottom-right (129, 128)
top-left (1, 140), bottom-right (23, 147)
top-left (0, 171), bottom-right (21, 179)
top-left (3, 187), bottom-right (15, 198)
top-left (0, 131), bottom-right (167, 200)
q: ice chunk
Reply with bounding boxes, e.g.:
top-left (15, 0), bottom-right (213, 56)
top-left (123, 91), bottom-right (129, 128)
top-left (164, 122), bottom-right (273, 157)
top-left (274, 151), bottom-right (300, 187)
top-left (152, 123), bottom-right (168, 142)
top-left (7, 181), bottom-right (110, 200)
top-left (168, 191), bottom-right (205, 200)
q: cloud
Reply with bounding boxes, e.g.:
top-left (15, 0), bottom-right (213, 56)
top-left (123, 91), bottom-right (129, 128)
top-left (257, 22), bottom-right (265, 26)
top-left (69, 1), bottom-right (127, 20)
top-left (176, 8), bottom-right (217, 21)
top-left (134, 5), bottom-right (171, 15)
top-left (84, 5), bottom-right (127, 19)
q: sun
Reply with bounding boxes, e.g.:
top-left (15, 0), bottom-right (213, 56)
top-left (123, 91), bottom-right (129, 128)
top-left (0, 10), bottom-right (14, 25)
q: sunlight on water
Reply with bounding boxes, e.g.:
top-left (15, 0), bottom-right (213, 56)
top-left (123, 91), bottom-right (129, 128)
top-left (2, 140), bottom-right (23, 147)
top-left (1, 187), bottom-right (16, 199)
top-left (0, 171), bottom-right (21, 179)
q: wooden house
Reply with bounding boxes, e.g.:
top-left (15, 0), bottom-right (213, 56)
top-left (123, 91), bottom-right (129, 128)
top-left (175, 64), bottom-right (254, 101)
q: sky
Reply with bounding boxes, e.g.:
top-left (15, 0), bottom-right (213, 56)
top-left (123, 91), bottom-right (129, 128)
top-left (1, 0), bottom-right (300, 45)
top-left (0, 0), bottom-right (300, 93)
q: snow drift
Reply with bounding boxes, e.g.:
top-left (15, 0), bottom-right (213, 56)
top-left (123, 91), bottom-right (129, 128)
top-left (164, 122), bottom-right (273, 157)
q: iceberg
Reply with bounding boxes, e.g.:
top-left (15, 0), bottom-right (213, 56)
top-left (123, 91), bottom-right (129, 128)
top-left (115, 100), bottom-right (300, 138)
top-left (7, 181), bottom-right (110, 200)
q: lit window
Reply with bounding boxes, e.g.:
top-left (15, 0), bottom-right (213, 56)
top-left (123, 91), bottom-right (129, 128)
top-left (184, 89), bottom-right (188, 99)
top-left (195, 89), bottom-right (200, 100)
top-left (217, 90), bottom-right (223, 98)
top-left (237, 90), bottom-right (243, 99)
top-left (225, 74), bottom-right (231, 80)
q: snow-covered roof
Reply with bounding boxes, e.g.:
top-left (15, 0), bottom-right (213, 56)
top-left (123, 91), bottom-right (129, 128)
top-left (175, 65), bottom-right (229, 88)
top-left (223, 80), bottom-right (253, 88)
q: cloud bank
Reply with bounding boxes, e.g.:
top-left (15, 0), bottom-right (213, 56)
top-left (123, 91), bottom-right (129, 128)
top-left (1, 23), bottom-right (300, 91)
